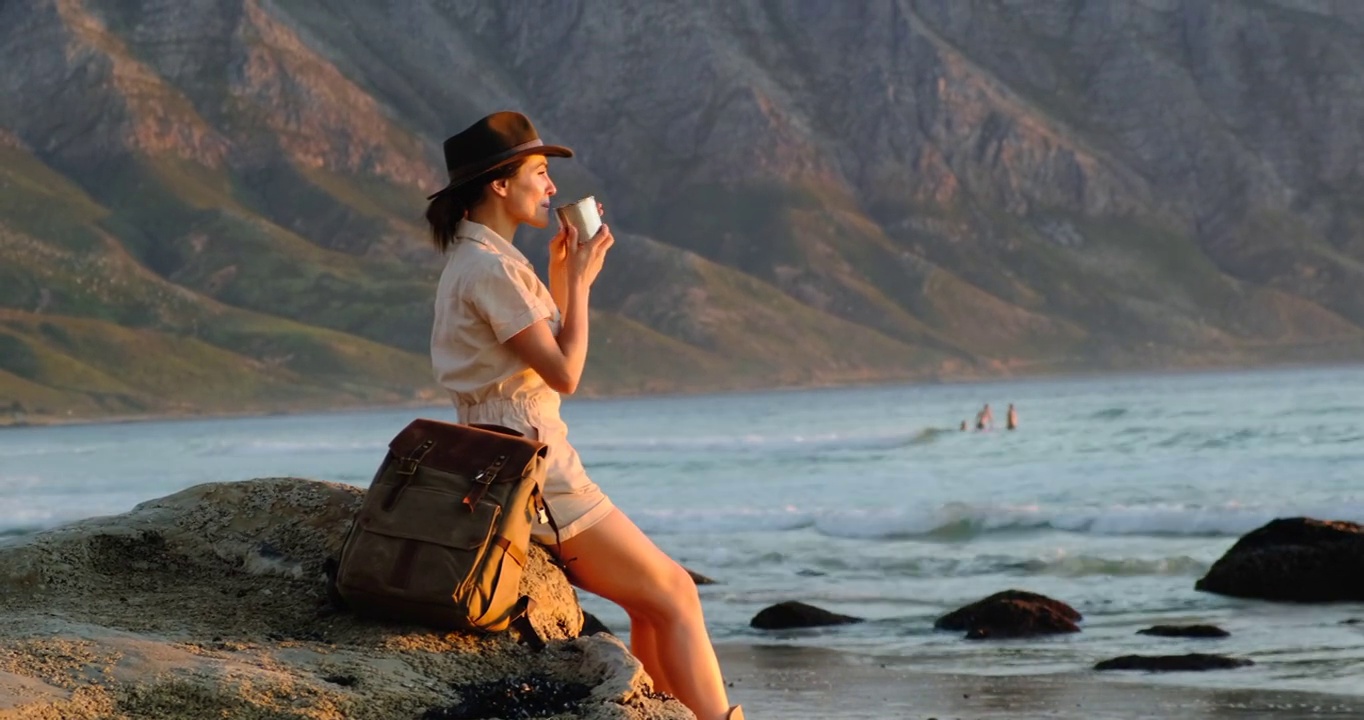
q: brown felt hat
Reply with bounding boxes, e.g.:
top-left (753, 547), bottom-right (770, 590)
top-left (427, 111), bottom-right (573, 200)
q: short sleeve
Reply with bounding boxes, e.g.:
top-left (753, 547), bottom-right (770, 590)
top-left (468, 258), bottom-right (553, 343)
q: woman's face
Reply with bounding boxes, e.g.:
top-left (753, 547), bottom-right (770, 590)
top-left (498, 154), bottom-right (557, 229)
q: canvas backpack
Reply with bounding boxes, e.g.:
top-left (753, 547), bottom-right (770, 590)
top-left (329, 418), bottom-right (556, 647)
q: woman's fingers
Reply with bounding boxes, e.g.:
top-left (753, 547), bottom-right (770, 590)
top-left (567, 223), bottom-right (611, 280)
top-left (585, 225), bottom-right (612, 256)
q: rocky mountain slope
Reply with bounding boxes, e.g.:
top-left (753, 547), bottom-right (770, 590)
top-left (2, 0), bottom-right (1362, 422)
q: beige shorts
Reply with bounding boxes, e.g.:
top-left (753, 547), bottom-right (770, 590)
top-left (456, 394), bottom-right (614, 545)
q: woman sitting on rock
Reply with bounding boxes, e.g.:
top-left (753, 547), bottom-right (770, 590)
top-left (423, 111), bottom-right (742, 720)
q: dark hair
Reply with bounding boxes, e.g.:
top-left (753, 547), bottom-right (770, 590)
top-left (424, 161), bottom-right (525, 252)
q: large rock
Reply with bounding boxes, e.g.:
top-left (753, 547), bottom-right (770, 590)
top-left (683, 567), bottom-right (717, 586)
top-left (1137, 625), bottom-right (1229, 639)
top-left (749, 601), bottom-right (863, 630)
top-left (935, 590), bottom-right (1082, 640)
top-left (0, 478), bottom-right (690, 720)
top-left (1094, 654), bottom-right (1253, 672)
top-left (580, 612), bottom-right (616, 638)
top-left (1195, 518), bottom-right (1364, 602)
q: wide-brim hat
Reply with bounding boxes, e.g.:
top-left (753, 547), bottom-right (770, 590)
top-left (427, 111), bottom-right (573, 200)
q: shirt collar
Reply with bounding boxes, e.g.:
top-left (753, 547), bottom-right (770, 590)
top-left (455, 219), bottom-right (533, 268)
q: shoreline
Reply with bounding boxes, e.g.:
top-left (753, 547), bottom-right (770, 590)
top-left (5, 357), bottom-right (1362, 431)
top-left (715, 643), bottom-right (1364, 719)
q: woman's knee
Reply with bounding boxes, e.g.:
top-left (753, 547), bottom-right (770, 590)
top-left (628, 561), bottom-right (702, 623)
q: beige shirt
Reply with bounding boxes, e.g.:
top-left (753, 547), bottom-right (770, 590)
top-left (430, 219), bottom-right (562, 410)
top-left (430, 220), bottom-right (606, 515)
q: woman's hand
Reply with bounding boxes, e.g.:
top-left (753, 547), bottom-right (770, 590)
top-left (567, 223), bottom-right (614, 288)
top-left (549, 222), bottom-right (574, 270)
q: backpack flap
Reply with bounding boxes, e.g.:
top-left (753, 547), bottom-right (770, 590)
top-left (378, 419), bottom-right (547, 513)
top-left (390, 419), bottom-right (547, 482)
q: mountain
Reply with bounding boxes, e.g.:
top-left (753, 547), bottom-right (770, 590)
top-left (2, 0), bottom-right (1362, 424)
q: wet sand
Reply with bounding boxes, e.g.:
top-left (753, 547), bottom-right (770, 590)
top-left (716, 644), bottom-right (1364, 719)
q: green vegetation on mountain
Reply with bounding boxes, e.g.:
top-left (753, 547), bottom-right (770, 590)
top-left (2, 0), bottom-right (1363, 425)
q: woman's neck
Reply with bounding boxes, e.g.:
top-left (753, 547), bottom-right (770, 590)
top-left (465, 204), bottom-right (517, 244)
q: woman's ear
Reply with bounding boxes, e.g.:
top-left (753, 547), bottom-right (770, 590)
top-left (489, 178), bottom-right (510, 198)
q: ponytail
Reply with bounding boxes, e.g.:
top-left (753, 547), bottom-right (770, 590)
top-left (424, 160), bottom-right (526, 253)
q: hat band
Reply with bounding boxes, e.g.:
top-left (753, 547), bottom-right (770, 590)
top-left (447, 139), bottom-right (545, 182)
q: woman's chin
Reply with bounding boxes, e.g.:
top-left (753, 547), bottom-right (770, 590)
top-left (526, 210), bottom-right (551, 229)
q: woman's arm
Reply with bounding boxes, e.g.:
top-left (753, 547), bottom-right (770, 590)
top-left (506, 223), bottom-right (614, 394)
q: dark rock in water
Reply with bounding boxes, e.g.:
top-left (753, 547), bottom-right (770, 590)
top-left (1195, 518), bottom-right (1364, 602)
top-left (1094, 654), bottom-right (1253, 672)
top-left (580, 611), bottom-right (614, 637)
top-left (750, 601), bottom-right (863, 630)
top-left (1343, 618), bottom-right (1362, 625)
top-left (795, 568), bottom-right (826, 577)
top-left (684, 566), bottom-right (716, 585)
top-left (1137, 624), bottom-right (1229, 638)
top-left (424, 675), bottom-right (592, 719)
top-left (935, 589), bottom-right (1081, 639)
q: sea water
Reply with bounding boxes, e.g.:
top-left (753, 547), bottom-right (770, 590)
top-left (3, 366), bottom-right (1362, 695)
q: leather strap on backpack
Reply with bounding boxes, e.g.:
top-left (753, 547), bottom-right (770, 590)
top-left (461, 454), bottom-right (510, 511)
top-left (382, 439), bottom-right (436, 511)
top-left (509, 595), bottom-right (545, 650)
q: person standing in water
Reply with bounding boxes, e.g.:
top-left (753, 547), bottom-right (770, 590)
top-left (1007, 403), bottom-right (1019, 430)
top-left (975, 403), bottom-right (993, 431)
top-left (424, 112), bottom-right (742, 720)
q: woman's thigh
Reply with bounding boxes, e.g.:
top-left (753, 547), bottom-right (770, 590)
top-left (555, 508), bottom-right (694, 618)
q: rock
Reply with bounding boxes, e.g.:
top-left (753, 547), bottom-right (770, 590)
top-left (580, 612), bottom-right (615, 638)
top-left (421, 674), bottom-right (591, 719)
top-left (684, 566), bottom-right (717, 585)
top-left (1343, 618), bottom-right (1362, 625)
top-left (1195, 518), bottom-right (1364, 602)
top-left (750, 601), bottom-right (863, 630)
top-left (1137, 625), bottom-right (1230, 638)
top-left (1094, 654), bottom-right (1254, 672)
top-left (935, 590), bottom-right (1081, 639)
top-left (0, 478), bottom-right (690, 719)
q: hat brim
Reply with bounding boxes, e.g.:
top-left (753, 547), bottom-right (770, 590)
top-left (426, 144), bottom-right (574, 200)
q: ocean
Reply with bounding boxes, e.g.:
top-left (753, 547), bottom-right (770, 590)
top-left (3, 365), bottom-right (1363, 700)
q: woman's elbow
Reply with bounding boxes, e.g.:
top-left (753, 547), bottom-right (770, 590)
top-left (543, 369), bottom-right (579, 395)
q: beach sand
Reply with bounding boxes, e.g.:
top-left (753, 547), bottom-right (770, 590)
top-left (715, 644), bottom-right (1364, 719)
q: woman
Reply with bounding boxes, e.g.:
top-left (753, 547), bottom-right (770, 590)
top-left (424, 111), bottom-right (743, 720)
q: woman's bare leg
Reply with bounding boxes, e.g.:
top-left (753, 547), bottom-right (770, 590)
top-left (556, 508), bottom-right (730, 720)
top-left (626, 613), bottom-right (677, 696)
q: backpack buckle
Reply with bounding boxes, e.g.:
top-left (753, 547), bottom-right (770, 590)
top-left (396, 439), bottom-right (436, 476)
top-left (462, 455), bottom-right (509, 510)
top-left (382, 439), bottom-right (437, 512)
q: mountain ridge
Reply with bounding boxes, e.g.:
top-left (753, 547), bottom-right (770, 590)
top-left (2, 0), bottom-right (1362, 424)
